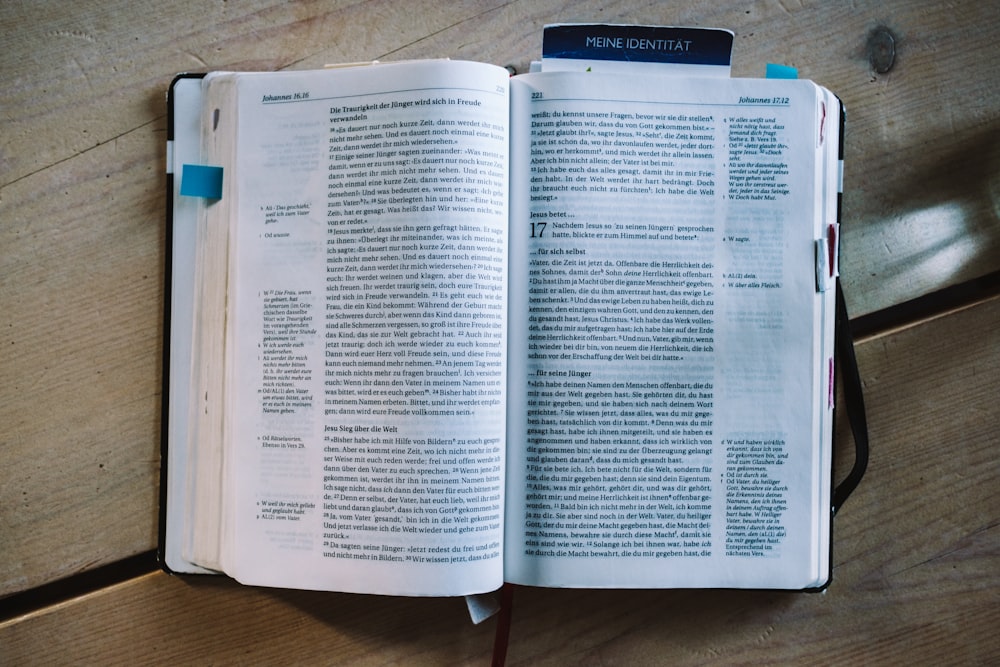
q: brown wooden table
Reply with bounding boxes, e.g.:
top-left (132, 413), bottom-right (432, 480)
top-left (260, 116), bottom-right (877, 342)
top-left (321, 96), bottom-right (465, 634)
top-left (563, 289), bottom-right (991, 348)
top-left (2, 1), bottom-right (998, 663)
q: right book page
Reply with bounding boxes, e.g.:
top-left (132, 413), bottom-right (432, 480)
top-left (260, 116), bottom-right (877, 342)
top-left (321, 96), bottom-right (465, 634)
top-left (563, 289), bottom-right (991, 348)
top-left (505, 72), bottom-right (836, 589)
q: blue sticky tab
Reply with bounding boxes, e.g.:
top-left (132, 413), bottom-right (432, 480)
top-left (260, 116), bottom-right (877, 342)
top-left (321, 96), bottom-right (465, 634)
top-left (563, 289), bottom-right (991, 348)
top-left (180, 164), bottom-right (224, 199)
top-left (766, 63), bottom-right (798, 79)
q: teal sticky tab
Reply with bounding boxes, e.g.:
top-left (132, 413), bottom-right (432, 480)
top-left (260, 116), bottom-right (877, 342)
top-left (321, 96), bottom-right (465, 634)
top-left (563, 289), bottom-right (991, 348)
top-left (180, 164), bottom-right (224, 199)
top-left (766, 63), bottom-right (798, 79)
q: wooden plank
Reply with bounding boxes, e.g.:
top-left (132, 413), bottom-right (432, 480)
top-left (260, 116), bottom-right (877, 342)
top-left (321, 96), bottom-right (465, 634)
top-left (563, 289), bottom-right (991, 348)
top-left (2, 0), bottom-right (998, 596)
top-left (0, 0), bottom-right (509, 185)
top-left (0, 125), bottom-right (165, 596)
top-left (445, 0), bottom-right (1000, 315)
top-left (2, 296), bottom-right (996, 665)
top-left (0, 573), bottom-right (496, 665)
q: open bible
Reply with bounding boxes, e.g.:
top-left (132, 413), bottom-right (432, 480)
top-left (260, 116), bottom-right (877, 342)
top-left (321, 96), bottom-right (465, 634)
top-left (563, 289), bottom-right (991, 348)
top-left (161, 56), bottom-right (844, 596)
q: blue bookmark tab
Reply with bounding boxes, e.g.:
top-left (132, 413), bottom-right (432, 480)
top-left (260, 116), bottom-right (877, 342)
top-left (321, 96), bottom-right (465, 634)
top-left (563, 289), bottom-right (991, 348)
top-left (765, 63), bottom-right (798, 79)
top-left (180, 164), bottom-right (224, 199)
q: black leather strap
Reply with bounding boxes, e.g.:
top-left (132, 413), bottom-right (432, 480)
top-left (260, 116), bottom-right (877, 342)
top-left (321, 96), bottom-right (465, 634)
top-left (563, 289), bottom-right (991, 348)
top-left (832, 279), bottom-right (869, 514)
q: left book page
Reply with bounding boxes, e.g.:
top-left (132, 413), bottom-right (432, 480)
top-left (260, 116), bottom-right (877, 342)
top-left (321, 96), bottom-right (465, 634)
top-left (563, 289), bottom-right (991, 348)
top-left (162, 74), bottom-right (216, 574)
top-left (180, 60), bottom-right (511, 596)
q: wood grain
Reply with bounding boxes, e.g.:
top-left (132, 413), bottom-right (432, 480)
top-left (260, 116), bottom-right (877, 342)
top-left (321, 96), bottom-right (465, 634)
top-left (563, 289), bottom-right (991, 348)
top-left (2, 296), bottom-right (997, 665)
top-left (1, 2), bottom-right (997, 654)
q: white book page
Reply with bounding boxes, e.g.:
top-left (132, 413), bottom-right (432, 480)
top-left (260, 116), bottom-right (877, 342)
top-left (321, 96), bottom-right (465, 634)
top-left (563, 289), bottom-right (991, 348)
top-left (184, 74), bottom-right (240, 573)
top-left (505, 72), bottom-right (828, 589)
top-left (219, 61), bottom-right (510, 595)
top-left (163, 75), bottom-right (216, 574)
top-left (813, 86), bottom-right (843, 586)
